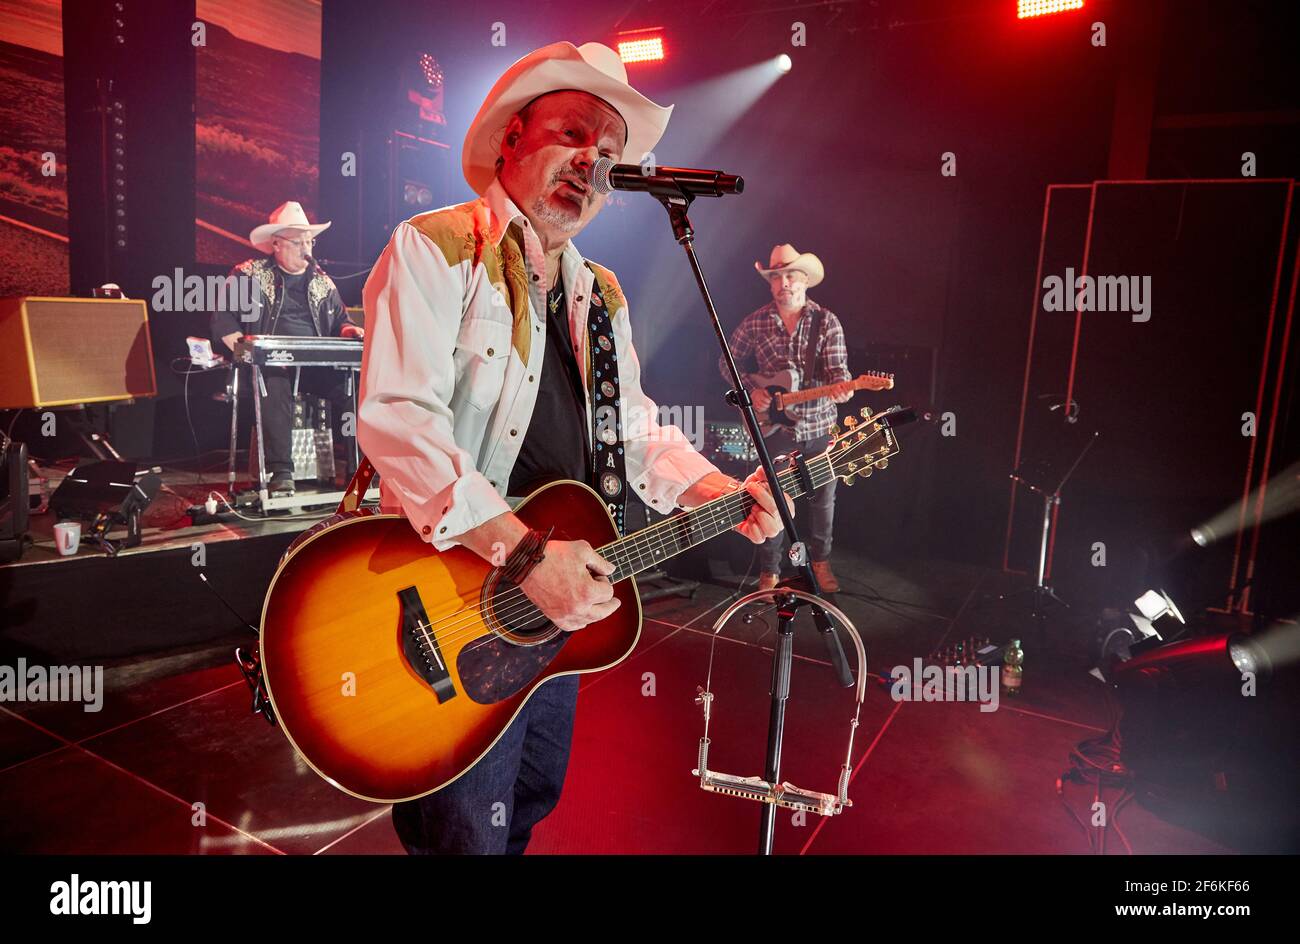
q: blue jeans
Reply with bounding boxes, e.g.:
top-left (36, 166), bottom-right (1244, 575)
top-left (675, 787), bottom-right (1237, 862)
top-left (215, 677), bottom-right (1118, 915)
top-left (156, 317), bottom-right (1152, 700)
top-left (391, 674), bottom-right (580, 854)
top-left (758, 431), bottom-right (836, 574)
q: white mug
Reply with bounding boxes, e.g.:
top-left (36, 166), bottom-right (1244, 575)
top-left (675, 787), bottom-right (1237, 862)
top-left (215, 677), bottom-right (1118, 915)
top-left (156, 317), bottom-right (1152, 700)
top-left (53, 520), bottom-right (82, 556)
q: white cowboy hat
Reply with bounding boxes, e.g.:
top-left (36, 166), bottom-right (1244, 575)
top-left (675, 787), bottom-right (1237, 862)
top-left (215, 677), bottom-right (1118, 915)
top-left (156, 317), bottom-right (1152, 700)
top-left (462, 41), bottom-right (673, 196)
top-left (249, 201), bottom-right (332, 253)
top-left (754, 244), bottom-right (825, 288)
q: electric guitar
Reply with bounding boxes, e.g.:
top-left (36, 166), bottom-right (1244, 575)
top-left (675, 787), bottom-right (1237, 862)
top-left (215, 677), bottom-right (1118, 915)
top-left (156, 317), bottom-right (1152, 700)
top-left (751, 369), bottom-right (895, 436)
top-left (258, 408), bottom-right (908, 802)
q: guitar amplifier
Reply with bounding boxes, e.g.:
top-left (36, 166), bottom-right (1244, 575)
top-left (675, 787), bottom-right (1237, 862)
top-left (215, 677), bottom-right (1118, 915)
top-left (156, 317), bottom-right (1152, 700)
top-left (0, 297), bottom-right (157, 408)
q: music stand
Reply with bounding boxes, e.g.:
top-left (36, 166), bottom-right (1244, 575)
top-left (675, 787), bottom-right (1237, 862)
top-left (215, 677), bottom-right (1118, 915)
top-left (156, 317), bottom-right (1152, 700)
top-left (1001, 420), bottom-right (1099, 640)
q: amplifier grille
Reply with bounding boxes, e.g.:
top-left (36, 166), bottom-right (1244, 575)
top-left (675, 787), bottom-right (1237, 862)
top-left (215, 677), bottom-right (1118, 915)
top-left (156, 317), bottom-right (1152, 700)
top-left (0, 297), bottom-right (156, 408)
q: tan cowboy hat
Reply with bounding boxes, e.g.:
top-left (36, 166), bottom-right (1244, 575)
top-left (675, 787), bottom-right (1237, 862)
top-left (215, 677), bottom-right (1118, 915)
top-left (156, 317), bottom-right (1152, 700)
top-left (754, 244), bottom-right (824, 287)
top-left (462, 41), bottom-right (673, 196)
top-left (249, 201), bottom-right (332, 253)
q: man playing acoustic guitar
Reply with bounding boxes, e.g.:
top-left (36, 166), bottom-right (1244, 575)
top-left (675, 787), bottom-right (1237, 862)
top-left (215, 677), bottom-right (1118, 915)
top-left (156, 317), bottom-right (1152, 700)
top-left (358, 42), bottom-right (789, 854)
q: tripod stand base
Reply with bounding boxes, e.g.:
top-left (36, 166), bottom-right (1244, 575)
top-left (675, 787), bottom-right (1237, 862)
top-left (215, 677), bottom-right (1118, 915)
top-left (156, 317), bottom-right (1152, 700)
top-left (997, 583), bottom-right (1068, 609)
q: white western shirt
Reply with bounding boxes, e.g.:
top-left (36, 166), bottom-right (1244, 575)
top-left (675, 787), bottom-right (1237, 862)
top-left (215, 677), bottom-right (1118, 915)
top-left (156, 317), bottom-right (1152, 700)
top-left (358, 178), bottom-right (720, 550)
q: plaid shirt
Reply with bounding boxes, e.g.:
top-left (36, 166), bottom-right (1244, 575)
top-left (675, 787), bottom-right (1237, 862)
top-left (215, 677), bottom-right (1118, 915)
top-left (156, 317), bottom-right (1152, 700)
top-left (721, 298), bottom-right (852, 440)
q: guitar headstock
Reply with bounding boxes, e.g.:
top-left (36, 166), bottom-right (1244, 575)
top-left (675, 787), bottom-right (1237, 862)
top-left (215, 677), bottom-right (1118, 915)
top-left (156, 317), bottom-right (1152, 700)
top-left (824, 405), bottom-right (905, 484)
top-left (856, 370), bottom-right (896, 392)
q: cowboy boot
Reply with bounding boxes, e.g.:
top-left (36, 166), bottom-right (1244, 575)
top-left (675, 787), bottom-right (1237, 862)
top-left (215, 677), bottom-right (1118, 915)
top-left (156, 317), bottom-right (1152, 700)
top-left (811, 559), bottom-right (840, 593)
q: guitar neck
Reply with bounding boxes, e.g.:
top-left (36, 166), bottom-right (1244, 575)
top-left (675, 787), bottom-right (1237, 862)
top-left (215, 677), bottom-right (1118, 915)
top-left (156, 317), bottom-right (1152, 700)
top-left (782, 375), bottom-right (885, 407)
top-left (599, 453), bottom-right (836, 583)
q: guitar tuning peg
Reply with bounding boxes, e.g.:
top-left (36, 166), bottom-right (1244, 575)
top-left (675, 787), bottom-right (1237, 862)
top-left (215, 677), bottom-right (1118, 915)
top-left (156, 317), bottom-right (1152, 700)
top-left (859, 406), bottom-right (874, 419)
top-left (876, 458), bottom-right (889, 470)
top-left (843, 475), bottom-right (855, 486)
top-left (844, 415), bottom-right (858, 428)
top-left (830, 423), bottom-right (841, 437)
top-left (861, 467), bottom-right (873, 478)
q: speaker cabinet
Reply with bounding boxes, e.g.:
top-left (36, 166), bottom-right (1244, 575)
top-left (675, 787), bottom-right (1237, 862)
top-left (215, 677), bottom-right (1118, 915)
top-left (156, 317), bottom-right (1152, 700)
top-left (0, 296), bottom-right (157, 409)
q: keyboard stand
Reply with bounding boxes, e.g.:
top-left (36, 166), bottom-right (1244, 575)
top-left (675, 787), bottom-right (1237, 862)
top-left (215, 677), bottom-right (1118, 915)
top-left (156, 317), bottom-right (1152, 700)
top-left (226, 361), bottom-right (240, 494)
top-left (226, 360), bottom-right (363, 513)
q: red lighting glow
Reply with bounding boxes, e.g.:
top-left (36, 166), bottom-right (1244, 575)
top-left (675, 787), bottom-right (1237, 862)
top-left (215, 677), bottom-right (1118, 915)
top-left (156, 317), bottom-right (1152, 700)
top-left (618, 36), bottom-right (666, 64)
top-left (1017, 0), bottom-right (1084, 18)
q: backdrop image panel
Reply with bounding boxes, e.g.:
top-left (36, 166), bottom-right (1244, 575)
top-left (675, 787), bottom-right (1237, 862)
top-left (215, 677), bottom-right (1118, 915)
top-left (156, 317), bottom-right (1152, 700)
top-left (195, 0), bottom-right (322, 265)
top-left (0, 0), bottom-right (68, 296)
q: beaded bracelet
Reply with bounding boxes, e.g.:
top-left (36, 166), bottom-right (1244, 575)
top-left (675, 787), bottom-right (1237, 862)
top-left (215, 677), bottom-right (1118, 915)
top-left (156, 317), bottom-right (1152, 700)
top-left (500, 526), bottom-right (554, 584)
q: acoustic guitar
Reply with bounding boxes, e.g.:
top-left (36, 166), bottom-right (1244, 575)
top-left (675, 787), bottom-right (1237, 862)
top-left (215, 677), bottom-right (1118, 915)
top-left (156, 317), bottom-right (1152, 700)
top-left (750, 369), bottom-right (896, 436)
top-left (258, 408), bottom-right (907, 802)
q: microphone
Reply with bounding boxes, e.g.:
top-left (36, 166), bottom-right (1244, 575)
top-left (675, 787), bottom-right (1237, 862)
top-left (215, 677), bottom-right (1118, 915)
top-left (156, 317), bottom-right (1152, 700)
top-left (304, 253), bottom-right (320, 274)
top-left (589, 157), bottom-right (744, 198)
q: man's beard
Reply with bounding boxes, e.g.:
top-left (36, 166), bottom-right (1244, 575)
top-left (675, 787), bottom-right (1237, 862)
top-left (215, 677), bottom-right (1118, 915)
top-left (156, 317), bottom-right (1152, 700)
top-left (531, 171), bottom-right (587, 235)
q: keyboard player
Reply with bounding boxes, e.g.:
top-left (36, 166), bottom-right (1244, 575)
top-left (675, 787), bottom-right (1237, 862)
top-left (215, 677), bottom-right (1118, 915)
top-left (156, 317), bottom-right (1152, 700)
top-left (212, 201), bottom-right (363, 496)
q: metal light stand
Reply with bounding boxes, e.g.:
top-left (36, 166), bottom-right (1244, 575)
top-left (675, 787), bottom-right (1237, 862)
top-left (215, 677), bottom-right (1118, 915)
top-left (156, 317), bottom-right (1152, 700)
top-left (652, 186), bottom-right (853, 855)
top-left (1001, 476), bottom-right (1068, 639)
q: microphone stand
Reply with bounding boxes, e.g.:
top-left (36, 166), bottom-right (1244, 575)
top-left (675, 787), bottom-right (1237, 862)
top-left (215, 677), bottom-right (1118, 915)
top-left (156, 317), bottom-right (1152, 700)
top-left (650, 184), bottom-right (854, 855)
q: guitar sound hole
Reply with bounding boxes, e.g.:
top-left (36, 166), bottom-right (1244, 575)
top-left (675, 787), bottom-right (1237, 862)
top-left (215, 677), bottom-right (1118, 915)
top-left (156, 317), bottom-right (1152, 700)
top-left (481, 572), bottom-right (558, 646)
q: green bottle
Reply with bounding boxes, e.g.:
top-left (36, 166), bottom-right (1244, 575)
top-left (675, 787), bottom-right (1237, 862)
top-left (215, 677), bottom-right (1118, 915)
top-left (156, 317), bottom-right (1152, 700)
top-left (1001, 639), bottom-right (1023, 696)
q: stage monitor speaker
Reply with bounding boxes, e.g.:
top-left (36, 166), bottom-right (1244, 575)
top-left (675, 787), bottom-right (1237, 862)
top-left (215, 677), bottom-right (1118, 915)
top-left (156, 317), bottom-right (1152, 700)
top-left (49, 460), bottom-right (140, 519)
top-left (0, 296), bottom-right (157, 409)
top-left (382, 133), bottom-right (453, 252)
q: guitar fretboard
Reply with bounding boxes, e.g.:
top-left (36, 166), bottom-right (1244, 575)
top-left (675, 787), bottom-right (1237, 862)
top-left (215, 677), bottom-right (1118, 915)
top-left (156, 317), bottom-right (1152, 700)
top-left (598, 451), bottom-right (839, 583)
top-left (781, 373), bottom-right (893, 408)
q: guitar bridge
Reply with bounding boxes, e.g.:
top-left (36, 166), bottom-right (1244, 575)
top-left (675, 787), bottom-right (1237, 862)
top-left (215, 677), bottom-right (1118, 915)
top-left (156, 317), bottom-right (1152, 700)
top-left (399, 586), bottom-right (457, 703)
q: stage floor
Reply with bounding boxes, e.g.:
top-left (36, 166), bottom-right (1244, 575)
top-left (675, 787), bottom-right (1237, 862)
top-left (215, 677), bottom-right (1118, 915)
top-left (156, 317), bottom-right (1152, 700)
top-left (2, 543), bottom-right (1277, 855)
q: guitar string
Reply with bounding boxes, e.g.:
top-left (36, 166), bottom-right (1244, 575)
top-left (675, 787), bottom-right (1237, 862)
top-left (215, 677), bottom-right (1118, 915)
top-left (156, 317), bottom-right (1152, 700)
top-left (408, 456), bottom-right (836, 658)
top-left (407, 432), bottom-right (886, 657)
top-left (600, 418), bottom-right (888, 569)
top-left (439, 443), bottom-right (851, 635)
top-left (426, 431), bottom-right (889, 656)
top-left (445, 462), bottom-right (840, 660)
top-left (434, 460), bottom-right (827, 654)
top-left (406, 434), bottom-right (882, 656)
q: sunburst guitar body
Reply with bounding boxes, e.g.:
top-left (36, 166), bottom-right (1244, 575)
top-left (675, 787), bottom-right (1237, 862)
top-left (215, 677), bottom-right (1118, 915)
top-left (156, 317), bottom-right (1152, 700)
top-left (260, 481), bottom-right (637, 803)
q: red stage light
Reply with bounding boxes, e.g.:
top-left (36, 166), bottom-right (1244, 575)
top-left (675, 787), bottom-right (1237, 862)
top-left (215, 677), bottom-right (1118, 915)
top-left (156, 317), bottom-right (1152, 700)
top-left (1017, 0), bottom-right (1084, 18)
top-left (617, 35), bottom-right (666, 64)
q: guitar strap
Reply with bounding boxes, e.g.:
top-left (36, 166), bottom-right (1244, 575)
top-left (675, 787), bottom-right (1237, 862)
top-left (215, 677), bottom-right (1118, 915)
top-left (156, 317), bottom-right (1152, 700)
top-left (587, 274), bottom-right (628, 536)
top-left (801, 305), bottom-right (825, 391)
top-left (337, 456), bottom-right (376, 513)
